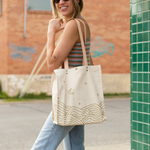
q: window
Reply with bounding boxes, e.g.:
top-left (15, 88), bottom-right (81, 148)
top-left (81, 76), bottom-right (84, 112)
top-left (28, 0), bottom-right (52, 11)
top-left (0, 0), bottom-right (2, 14)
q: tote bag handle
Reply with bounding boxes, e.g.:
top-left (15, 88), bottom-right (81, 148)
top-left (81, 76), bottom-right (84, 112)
top-left (64, 19), bottom-right (88, 69)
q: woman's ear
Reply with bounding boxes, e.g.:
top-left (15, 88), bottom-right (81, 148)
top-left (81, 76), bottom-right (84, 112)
top-left (77, 0), bottom-right (80, 3)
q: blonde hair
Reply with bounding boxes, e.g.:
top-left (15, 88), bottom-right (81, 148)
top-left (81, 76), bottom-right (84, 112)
top-left (51, 0), bottom-right (83, 19)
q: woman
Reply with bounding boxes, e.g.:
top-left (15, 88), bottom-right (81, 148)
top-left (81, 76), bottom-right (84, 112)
top-left (31, 0), bottom-right (92, 149)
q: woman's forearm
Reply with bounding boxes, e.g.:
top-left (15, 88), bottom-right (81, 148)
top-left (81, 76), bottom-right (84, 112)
top-left (47, 30), bottom-right (56, 66)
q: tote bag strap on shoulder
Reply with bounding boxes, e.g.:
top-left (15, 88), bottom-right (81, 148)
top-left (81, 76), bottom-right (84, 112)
top-left (64, 19), bottom-right (88, 69)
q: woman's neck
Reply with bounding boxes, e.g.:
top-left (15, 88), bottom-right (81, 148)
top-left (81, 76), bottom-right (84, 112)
top-left (64, 14), bottom-right (82, 23)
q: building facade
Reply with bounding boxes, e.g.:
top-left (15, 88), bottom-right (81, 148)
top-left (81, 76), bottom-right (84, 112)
top-left (130, 0), bottom-right (150, 150)
top-left (0, 0), bottom-right (130, 96)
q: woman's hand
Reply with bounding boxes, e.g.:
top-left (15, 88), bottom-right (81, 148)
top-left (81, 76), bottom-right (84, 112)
top-left (47, 19), bottom-right (65, 34)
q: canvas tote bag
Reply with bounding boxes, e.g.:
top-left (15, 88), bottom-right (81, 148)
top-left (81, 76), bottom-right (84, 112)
top-left (52, 19), bottom-right (107, 126)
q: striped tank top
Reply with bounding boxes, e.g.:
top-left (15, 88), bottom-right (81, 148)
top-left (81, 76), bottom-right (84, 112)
top-left (68, 36), bottom-right (91, 68)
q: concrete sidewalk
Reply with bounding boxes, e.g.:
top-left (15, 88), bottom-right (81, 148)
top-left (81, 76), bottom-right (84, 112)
top-left (86, 144), bottom-right (130, 150)
top-left (0, 98), bottom-right (130, 150)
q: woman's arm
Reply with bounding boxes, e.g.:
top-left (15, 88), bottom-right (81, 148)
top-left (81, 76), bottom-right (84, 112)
top-left (47, 19), bottom-right (79, 73)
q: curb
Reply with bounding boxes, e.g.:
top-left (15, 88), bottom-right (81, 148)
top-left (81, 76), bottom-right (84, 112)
top-left (85, 143), bottom-right (130, 150)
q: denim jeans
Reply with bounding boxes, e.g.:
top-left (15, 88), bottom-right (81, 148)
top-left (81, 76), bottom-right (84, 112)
top-left (31, 112), bottom-right (85, 150)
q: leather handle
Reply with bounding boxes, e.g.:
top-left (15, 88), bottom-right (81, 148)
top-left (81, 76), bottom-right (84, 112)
top-left (64, 19), bottom-right (88, 69)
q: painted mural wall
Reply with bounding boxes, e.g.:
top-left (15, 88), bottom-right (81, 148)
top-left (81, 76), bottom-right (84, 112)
top-left (0, 0), bottom-right (130, 75)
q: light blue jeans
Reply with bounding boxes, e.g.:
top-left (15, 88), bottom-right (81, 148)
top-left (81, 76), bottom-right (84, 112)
top-left (31, 112), bottom-right (85, 150)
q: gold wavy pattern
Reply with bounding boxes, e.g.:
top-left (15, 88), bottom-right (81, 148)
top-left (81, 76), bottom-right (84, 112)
top-left (52, 101), bottom-right (107, 126)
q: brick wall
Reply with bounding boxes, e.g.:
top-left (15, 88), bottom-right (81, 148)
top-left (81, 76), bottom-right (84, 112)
top-left (82, 0), bottom-right (130, 73)
top-left (0, 0), bottom-right (130, 74)
top-left (0, 0), bottom-right (8, 74)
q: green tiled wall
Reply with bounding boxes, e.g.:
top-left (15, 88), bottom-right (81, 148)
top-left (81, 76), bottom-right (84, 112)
top-left (130, 0), bottom-right (150, 150)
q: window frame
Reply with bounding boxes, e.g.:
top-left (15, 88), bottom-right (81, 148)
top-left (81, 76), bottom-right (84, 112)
top-left (27, 0), bottom-right (52, 14)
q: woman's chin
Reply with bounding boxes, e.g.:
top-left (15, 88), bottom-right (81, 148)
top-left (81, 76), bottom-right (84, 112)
top-left (60, 12), bottom-right (73, 19)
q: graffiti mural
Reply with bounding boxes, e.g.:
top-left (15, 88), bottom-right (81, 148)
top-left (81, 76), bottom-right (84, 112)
top-left (91, 36), bottom-right (114, 58)
top-left (9, 43), bottom-right (37, 62)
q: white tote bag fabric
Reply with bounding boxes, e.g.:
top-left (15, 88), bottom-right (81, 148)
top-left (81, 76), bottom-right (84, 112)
top-left (52, 19), bottom-right (107, 126)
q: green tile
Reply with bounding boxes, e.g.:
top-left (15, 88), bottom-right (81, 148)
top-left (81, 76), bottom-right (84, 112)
top-left (138, 83), bottom-right (142, 92)
top-left (138, 63), bottom-right (142, 72)
top-left (143, 73), bottom-right (148, 82)
top-left (143, 124), bottom-right (148, 134)
top-left (132, 4), bottom-right (137, 14)
top-left (143, 134), bottom-right (148, 144)
top-left (138, 93), bottom-right (142, 102)
top-left (149, 21), bottom-right (150, 30)
top-left (138, 53), bottom-right (142, 62)
top-left (143, 114), bottom-right (148, 123)
top-left (149, 104), bottom-right (150, 113)
top-left (130, 18), bottom-right (132, 30)
top-left (130, 33), bottom-right (132, 43)
top-left (143, 1), bottom-right (149, 11)
top-left (133, 63), bottom-right (137, 72)
top-left (149, 115), bottom-right (150, 124)
top-left (143, 43), bottom-right (148, 51)
top-left (137, 13), bottom-right (142, 22)
top-left (133, 131), bottom-right (138, 140)
top-left (137, 3), bottom-right (142, 12)
top-left (133, 112), bottom-right (138, 121)
top-left (138, 43), bottom-right (142, 52)
top-left (149, 43), bottom-right (150, 51)
top-left (133, 102), bottom-right (137, 111)
top-left (143, 144), bottom-right (148, 150)
top-left (133, 15), bottom-right (137, 23)
top-left (133, 54), bottom-right (137, 62)
top-left (133, 83), bottom-right (137, 91)
top-left (143, 12), bottom-right (148, 21)
top-left (138, 112), bottom-right (143, 121)
top-left (143, 32), bottom-right (148, 41)
top-left (143, 94), bottom-right (148, 102)
top-left (138, 103), bottom-right (142, 111)
top-left (143, 83), bottom-right (148, 92)
top-left (132, 141), bottom-right (137, 150)
top-left (133, 44), bottom-right (137, 52)
top-left (149, 11), bottom-right (150, 20)
top-left (133, 24), bottom-right (137, 33)
top-left (143, 63), bottom-right (148, 72)
top-left (149, 129), bottom-right (150, 140)
top-left (138, 23), bottom-right (142, 32)
top-left (133, 92), bottom-right (138, 101)
top-left (138, 33), bottom-right (142, 42)
top-left (133, 73), bottom-right (137, 81)
top-left (143, 104), bottom-right (148, 113)
top-left (138, 132), bottom-right (143, 141)
top-left (133, 34), bottom-right (137, 42)
top-left (143, 53), bottom-right (148, 62)
top-left (138, 73), bottom-right (142, 81)
top-left (143, 22), bottom-right (148, 31)
top-left (138, 142), bottom-right (143, 150)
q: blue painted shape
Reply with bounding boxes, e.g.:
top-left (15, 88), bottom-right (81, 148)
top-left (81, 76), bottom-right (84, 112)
top-left (16, 46), bottom-right (36, 54)
top-left (11, 53), bottom-right (23, 59)
top-left (9, 43), bottom-right (37, 62)
top-left (91, 36), bottom-right (115, 58)
top-left (92, 50), bottom-right (104, 58)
